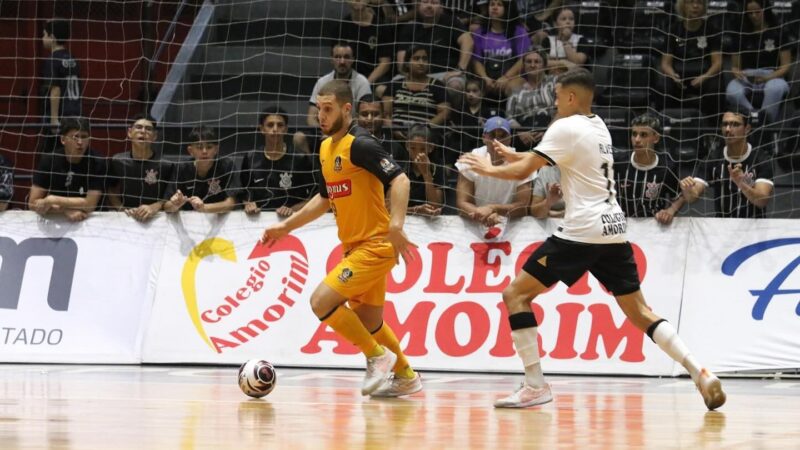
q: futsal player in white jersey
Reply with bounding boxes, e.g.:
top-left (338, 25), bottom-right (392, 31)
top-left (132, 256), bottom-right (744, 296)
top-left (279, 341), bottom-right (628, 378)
top-left (458, 68), bottom-right (726, 410)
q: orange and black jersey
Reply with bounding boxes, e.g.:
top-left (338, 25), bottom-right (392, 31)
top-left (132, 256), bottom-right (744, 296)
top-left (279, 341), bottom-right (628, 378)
top-left (318, 125), bottom-right (404, 246)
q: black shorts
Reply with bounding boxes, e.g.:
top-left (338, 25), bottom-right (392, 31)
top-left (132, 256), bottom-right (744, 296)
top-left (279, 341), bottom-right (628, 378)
top-left (522, 236), bottom-right (641, 296)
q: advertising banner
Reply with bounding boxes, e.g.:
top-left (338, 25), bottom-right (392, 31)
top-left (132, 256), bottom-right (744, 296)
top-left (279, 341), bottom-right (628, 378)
top-left (0, 212), bottom-right (162, 363)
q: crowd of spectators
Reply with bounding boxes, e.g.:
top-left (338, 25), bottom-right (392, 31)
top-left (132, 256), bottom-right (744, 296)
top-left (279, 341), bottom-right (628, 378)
top-left (3, 0), bottom-right (796, 228)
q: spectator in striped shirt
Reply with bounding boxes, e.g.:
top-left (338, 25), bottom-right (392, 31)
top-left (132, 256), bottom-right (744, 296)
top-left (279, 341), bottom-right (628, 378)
top-left (680, 110), bottom-right (774, 218)
top-left (613, 114), bottom-right (684, 225)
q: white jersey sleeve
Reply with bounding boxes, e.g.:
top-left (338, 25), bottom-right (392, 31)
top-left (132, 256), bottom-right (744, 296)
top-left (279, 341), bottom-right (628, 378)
top-left (533, 118), bottom-right (575, 167)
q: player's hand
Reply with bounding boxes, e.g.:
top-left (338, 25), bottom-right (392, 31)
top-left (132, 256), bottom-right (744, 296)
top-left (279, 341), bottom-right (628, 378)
top-left (276, 206), bottom-right (294, 217)
top-left (260, 221), bottom-right (291, 245)
top-left (387, 226), bottom-right (417, 265)
top-left (244, 201), bottom-right (261, 215)
top-left (728, 163), bottom-right (746, 186)
top-left (64, 209), bottom-right (88, 222)
top-left (188, 196), bottom-right (205, 212)
top-left (655, 209), bottom-right (675, 225)
top-left (491, 139), bottom-right (526, 163)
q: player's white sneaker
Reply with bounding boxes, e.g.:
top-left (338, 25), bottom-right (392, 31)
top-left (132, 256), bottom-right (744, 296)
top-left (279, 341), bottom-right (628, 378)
top-left (362, 347), bottom-right (397, 396)
top-left (494, 382), bottom-right (553, 408)
top-left (371, 373), bottom-right (422, 397)
top-left (696, 368), bottom-right (726, 410)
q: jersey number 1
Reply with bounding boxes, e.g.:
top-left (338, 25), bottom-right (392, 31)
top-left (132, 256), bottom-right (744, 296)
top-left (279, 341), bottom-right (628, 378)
top-left (601, 162), bottom-right (614, 204)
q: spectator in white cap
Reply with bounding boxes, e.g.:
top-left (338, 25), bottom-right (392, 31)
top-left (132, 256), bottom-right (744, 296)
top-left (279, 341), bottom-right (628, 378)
top-left (455, 116), bottom-right (533, 238)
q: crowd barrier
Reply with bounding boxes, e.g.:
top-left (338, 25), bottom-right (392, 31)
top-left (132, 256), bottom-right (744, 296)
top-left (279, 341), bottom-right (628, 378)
top-left (1, 212), bottom-right (798, 375)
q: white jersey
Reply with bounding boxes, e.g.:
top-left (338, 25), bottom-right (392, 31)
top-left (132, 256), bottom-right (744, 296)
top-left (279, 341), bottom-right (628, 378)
top-left (533, 114), bottom-right (627, 244)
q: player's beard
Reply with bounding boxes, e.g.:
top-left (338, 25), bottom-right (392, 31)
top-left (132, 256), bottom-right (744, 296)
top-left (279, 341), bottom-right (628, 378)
top-left (325, 114), bottom-right (345, 136)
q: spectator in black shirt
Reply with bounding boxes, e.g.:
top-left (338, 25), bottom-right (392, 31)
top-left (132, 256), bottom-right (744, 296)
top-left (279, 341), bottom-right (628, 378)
top-left (0, 154), bottom-right (13, 211)
top-left (29, 117), bottom-right (104, 222)
top-left (680, 110), bottom-right (774, 218)
top-left (357, 95), bottom-right (404, 157)
top-left (107, 114), bottom-right (173, 222)
top-left (392, 123), bottom-right (445, 216)
top-left (336, 1), bottom-right (394, 90)
top-left (614, 114), bottom-right (684, 225)
top-left (240, 106), bottom-right (314, 217)
top-left (164, 125), bottom-right (238, 214)
top-left (659, 0), bottom-right (723, 117)
top-left (40, 19), bottom-right (82, 153)
top-left (726, 0), bottom-right (792, 125)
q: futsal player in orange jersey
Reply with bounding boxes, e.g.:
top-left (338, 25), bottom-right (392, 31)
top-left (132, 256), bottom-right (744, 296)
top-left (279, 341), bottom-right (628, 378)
top-left (261, 80), bottom-right (422, 397)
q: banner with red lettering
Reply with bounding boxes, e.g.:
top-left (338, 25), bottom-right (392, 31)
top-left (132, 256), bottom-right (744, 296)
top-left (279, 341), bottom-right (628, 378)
top-left (142, 214), bottom-right (689, 375)
top-left (679, 218), bottom-right (800, 373)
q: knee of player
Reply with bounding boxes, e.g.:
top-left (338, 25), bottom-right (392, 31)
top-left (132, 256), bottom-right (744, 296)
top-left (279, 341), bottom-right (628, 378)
top-left (501, 286), bottom-right (525, 307)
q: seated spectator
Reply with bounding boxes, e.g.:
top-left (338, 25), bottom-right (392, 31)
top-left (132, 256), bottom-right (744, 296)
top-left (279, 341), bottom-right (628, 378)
top-left (28, 117), bottom-right (104, 222)
top-left (455, 116), bottom-right (533, 226)
top-left (336, 0), bottom-right (394, 95)
top-left (383, 45), bottom-right (450, 140)
top-left (726, 0), bottom-right (792, 125)
top-left (658, 0), bottom-right (722, 117)
top-left (505, 48), bottom-right (556, 149)
top-left (450, 78), bottom-right (499, 159)
top-left (240, 106), bottom-right (314, 217)
top-left (377, 0), bottom-right (416, 24)
top-left (357, 95), bottom-right (404, 157)
top-left (471, 0), bottom-right (530, 98)
top-left (392, 123), bottom-right (446, 216)
top-left (396, 0), bottom-right (473, 93)
top-left (542, 7), bottom-right (589, 72)
top-left (0, 153), bottom-right (13, 211)
top-left (106, 114), bottom-right (173, 222)
top-left (680, 109), bottom-right (774, 218)
top-left (613, 114), bottom-right (684, 225)
top-left (307, 42), bottom-right (372, 127)
top-left (519, 0), bottom-right (563, 46)
top-left (446, 0), bottom-right (488, 31)
top-left (529, 165), bottom-right (563, 218)
top-left (164, 125), bottom-right (238, 214)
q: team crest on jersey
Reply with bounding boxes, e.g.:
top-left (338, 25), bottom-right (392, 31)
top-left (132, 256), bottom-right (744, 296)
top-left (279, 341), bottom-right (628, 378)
top-left (696, 36), bottom-right (707, 49)
top-left (279, 172), bottom-right (292, 189)
top-left (338, 268), bottom-right (353, 283)
top-left (379, 158), bottom-right (395, 174)
top-left (208, 178), bottom-right (222, 195)
top-left (644, 181), bottom-right (661, 200)
top-left (144, 169), bottom-right (158, 185)
top-left (334, 156), bottom-right (343, 172)
top-left (765, 39), bottom-right (775, 52)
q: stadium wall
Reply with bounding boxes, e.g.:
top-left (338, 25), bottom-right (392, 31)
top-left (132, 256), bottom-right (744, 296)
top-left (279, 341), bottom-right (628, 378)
top-left (1, 212), bottom-right (798, 375)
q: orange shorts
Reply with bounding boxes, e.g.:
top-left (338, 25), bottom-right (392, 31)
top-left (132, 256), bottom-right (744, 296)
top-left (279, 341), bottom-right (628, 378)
top-left (323, 240), bottom-right (396, 307)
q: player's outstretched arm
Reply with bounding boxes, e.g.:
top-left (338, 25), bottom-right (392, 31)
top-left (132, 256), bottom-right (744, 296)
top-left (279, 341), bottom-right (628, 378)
top-left (458, 139), bottom-right (547, 181)
top-left (261, 193), bottom-right (329, 244)
top-left (386, 173), bottom-right (417, 263)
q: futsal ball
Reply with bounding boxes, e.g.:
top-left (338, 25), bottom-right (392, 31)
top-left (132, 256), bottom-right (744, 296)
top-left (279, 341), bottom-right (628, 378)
top-left (238, 359), bottom-right (277, 398)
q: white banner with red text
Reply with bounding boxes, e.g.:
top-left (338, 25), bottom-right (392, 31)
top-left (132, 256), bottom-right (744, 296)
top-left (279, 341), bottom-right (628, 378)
top-left (0, 212), bottom-right (162, 363)
top-left (142, 214), bottom-right (689, 375)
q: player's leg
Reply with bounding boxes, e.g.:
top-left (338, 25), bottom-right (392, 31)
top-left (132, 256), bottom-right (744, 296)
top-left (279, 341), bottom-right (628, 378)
top-left (311, 282), bottom-right (383, 359)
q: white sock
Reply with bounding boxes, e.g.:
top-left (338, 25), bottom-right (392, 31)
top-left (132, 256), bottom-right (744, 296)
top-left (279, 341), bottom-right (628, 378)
top-left (651, 321), bottom-right (702, 383)
top-left (511, 327), bottom-right (546, 388)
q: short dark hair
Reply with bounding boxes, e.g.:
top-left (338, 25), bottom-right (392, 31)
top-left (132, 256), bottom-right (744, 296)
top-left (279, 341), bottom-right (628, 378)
top-left (356, 95), bottom-right (382, 111)
top-left (317, 80), bottom-right (353, 105)
top-left (130, 113), bottom-right (158, 130)
top-left (44, 19), bottom-right (70, 43)
top-left (631, 113), bottom-right (662, 134)
top-left (259, 105), bottom-right (289, 127)
top-left (60, 117), bottom-right (90, 136)
top-left (407, 123), bottom-right (436, 143)
top-left (722, 107), bottom-right (750, 125)
top-left (465, 77), bottom-right (484, 92)
top-left (556, 68), bottom-right (595, 92)
top-left (331, 41), bottom-right (353, 55)
top-left (188, 125), bottom-right (218, 144)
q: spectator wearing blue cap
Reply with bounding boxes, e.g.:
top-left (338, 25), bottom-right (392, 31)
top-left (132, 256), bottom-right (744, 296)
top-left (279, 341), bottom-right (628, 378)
top-left (455, 116), bottom-right (533, 229)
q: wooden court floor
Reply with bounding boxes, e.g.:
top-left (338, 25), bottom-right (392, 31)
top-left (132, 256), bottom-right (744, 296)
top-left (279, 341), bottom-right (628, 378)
top-left (1, 365), bottom-right (798, 449)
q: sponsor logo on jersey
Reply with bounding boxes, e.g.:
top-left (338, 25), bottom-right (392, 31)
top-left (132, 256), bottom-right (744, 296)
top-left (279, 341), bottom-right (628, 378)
top-left (326, 180), bottom-right (352, 199)
top-left (338, 267), bottom-right (353, 283)
top-left (379, 158), bottom-right (396, 174)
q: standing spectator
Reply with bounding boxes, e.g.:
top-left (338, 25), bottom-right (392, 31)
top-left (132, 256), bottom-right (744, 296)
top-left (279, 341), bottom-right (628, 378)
top-left (543, 7), bottom-right (590, 72)
top-left (726, 0), bottom-right (792, 125)
top-left (106, 114), bottom-right (173, 222)
top-left (392, 124), bottom-right (446, 216)
top-left (308, 42), bottom-right (372, 127)
top-left (28, 117), bottom-right (104, 222)
top-left (240, 106), bottom-right (314, 217)
top-left (680, 110), bottom-right (774, 218)
top-left (472, 0), bottom-right (530, 98)
top-left (396, 0), bottom-right (473, 93)
top-left (455, 116), bottom-right (533, 227)
top-left (336, 0), bottom-right (394, 95)
top-left (383, 45), bottom-right (450, 140)
top-left (0, 154), bottom-right (13, 211)
top-left (614, 114), bottom-right (684, 225)
top-left (164, 126), bottom-right (238, 214)
top-left (39, 19), bottom-right (81, 153)
top-left (659, 0), bottom-right (723, 117)
top-left (505, 48), bottom-right (556, 149)
top-left (529, 165), bottom-right (564, 218)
